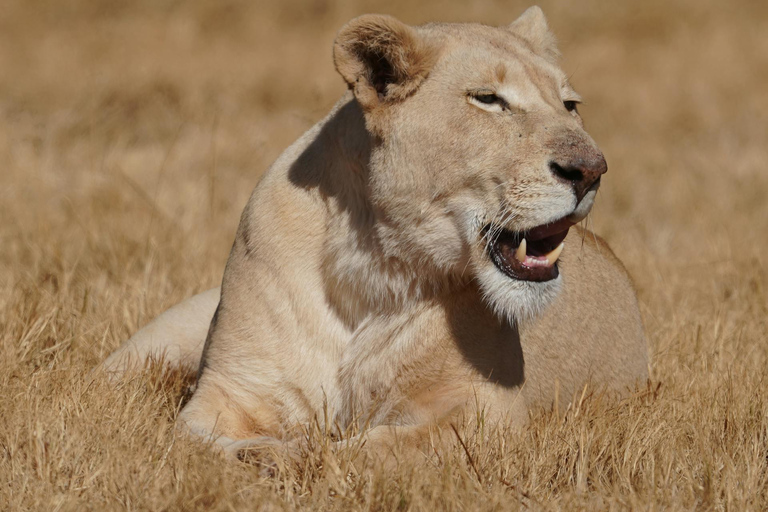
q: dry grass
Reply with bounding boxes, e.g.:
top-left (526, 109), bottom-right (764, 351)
top-left (1, 0), bottom-right (767, 509)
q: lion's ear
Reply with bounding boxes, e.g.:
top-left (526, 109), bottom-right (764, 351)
top-left (508, 6), bottom-right (560, 60)
top-left (334, 15), bottom-right (437, 112)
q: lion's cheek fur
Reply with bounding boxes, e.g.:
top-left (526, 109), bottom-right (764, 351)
top-left (374, 208), bottom-right (468, 271)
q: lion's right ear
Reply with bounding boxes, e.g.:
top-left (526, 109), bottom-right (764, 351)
top-left (334, 15), bottom-right (437, 112)
top-left (508, 6), bottom-right (560, 61)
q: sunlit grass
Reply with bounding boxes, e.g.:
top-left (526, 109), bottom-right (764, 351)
top-left (1, 0), bottom-right (766, 509)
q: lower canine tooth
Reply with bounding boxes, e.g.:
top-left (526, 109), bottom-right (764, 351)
top-left (514, 238), bottom-right (527, 263)
top-left (545, 242), bottom-right (565, 265)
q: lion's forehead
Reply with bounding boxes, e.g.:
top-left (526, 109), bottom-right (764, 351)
top-left (423, 26), bottom-right (569, 105)
top-left (422, 22), bottom-right (557, 62)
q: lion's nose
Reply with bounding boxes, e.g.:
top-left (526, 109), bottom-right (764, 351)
top-left (549, 154), bottom-right (607, 202)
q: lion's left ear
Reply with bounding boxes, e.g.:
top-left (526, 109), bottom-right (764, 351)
top-left (334, 15), bottom-right (438, 112)
top-left (508, 6), bottom-right (560, 60)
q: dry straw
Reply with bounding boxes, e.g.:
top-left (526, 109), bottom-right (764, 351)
top-left (1, 0), bottom-right (766, 509)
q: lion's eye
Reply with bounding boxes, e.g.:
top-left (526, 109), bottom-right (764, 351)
top-left (475, 93), bottom-right (502, 105)
top-left (564, 100), bottom-right (578, 112)
top-left (468, 92), bottom-right (508, 112)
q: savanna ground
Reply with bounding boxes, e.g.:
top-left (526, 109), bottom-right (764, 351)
top-left (1, 0), bottom-right (767, 509)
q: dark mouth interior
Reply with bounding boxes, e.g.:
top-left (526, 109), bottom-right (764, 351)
top-left (485, 220), bottom-right (572, 282)
top-left (521, 232), bottom-right (568, 257)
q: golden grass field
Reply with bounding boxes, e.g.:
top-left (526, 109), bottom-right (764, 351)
top-left (1, 0), bottom-right (767, 509)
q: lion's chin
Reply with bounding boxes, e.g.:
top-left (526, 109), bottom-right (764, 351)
top-left (475, 260), bottom-right (563, 323)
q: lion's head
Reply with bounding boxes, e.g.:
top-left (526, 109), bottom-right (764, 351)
top-left (333, 7), bottom-right (606, 321)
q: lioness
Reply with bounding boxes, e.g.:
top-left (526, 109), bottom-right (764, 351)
top-left (103, 7), bottom-right (648, 460)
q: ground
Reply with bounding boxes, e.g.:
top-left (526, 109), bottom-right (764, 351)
top-left (1, 0), bottom-right (766, 510)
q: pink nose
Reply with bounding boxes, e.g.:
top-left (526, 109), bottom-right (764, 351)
top-left (549, 154), bottom-right (607, 202)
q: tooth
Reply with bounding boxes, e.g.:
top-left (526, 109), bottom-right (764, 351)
top-left (514, 238), bottom-right (527, 262)
top-left (545, 242), bottom-right (565, 265)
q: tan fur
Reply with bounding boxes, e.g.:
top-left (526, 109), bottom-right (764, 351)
top-left (102, 7), bottom-right (648, 461)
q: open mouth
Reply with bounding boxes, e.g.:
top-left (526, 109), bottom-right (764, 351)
top-left (486, 216), bottom-right (575, 282)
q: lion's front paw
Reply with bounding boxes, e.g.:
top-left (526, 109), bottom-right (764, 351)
top-left (221, 436), bottom-right (302, 477)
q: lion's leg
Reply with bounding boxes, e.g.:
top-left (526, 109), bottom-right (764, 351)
top-left (336, 402), bottom-right (527, 469)
top-left (178, 383), bottom-right (279, 436)
top-left (174, 365), bottom-right (299, 458)
top-left (212, 424), bottom-right (442, 471)
top-left (337, 423), bottom-right (444, 467)
top-left (100, 287), bottom-right (220, 375)
top-left (227, 424), bottom-right (444, 471)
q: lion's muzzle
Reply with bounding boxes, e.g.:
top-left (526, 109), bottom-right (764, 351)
top-left (549, 150), bottom-right (607, 203)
